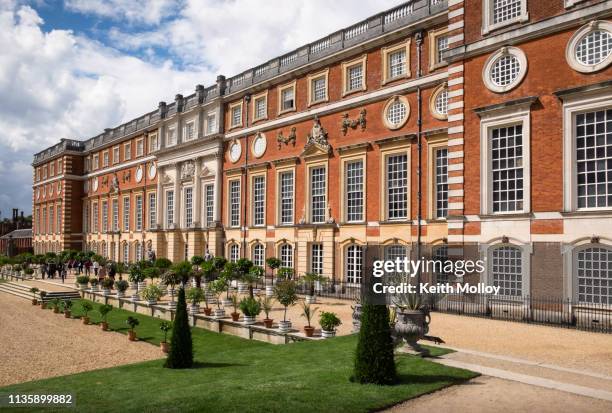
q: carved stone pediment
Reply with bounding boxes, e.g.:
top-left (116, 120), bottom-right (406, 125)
top-left (162, 173), bottom-right (173, 185)
top-left (181, 161), bottom-right (195, 180)
top-left (301, 116), bottom-right (331, 157)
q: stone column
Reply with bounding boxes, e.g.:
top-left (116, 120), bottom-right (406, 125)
top-left (173, 162), bottom-right (181, 228)
top-left (193, 157), bottom-right (202, 228)
top-left (156, 165), bottom-right (163, 228)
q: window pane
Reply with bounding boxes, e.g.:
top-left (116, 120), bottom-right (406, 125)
top-left (435, 148), bottom-right (448, 218)
top-left (491, 124), bottom-right (523, 212)
top-left (230, 180), bottom-right (240, 227)
top-left (311, 244), bottom-right (323, 275)
top-left (346, 245), bottom-right (363, 284)
top-left (253, 176), bottom-right (265, 226)
top-left (389, 49), bottom-right (406, 78)
top-left (280, 171), bottom-right (294, 224)
top-left (577, 247), bottom-right (612, 304)
top-left (346, 160), bottom-right (364, 222)
top-left (311, 167), bottom-right (326, 223)
top-left (491, 246), bottom-right (522, 296)
top-left (493, 0), bottom-right (522, 24)
top-left (387, 154), bottom-right (408, 219)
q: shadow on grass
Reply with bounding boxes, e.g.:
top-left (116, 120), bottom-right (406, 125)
top-left (191, 361), bottom-right (247, 369)
top-left (396, 374), bottom-right (473, 385)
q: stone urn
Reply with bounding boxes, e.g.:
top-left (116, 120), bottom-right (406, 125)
top-left (278, 320), bottom-right (292, 333)
top-left (213, 308), bottom-right (225, 318)
top-left (265, 285), bottom-right (274, 297)
top-left (351, 303), bottom-right (362, 333)
top-left (237, 282), bottom-right (248, 294)
top-left (305, 295), bottom-right (316, 304)
top-left (393, 309), bottom-right (430, 356)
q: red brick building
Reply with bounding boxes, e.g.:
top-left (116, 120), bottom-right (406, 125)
top-left (32, 0), bottom-right (612, 305)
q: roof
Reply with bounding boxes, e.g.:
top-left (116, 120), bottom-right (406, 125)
top-left (0, 229), bottom-right (33, 239)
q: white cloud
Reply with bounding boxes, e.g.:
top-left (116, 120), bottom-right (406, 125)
top-left (0, 0), bottom-right (404, 216)
top-left (64, 0), bottom-right (178, 25)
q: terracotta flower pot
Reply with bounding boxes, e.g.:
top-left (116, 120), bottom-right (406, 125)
top-left (40, 303), bottom-right (46, 309)
top-left (203, 307), bottom-right (212, 316)
top-left (263, 318), bottom-right (274, 328)
top-left (64, 310), bottom-right (71, 318)
top-left (160, 342), bottom-right (169, 353)
top-left (53, 307), bottom-right (59, 314)
top-left (231, 312), bottom-right (240, 322)
top-left (82, 316), bottom-right (90, 325)
top-left (31, 299), bottom-right (37, 306)
top-left (304, 326), bottom-right (315, 337)
top-left (128, 330), bottom-right (136, 341)
top-left (101, 322), bottom-right (109, 331)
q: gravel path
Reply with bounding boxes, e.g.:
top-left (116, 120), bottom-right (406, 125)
top-left (428, 312), bottom-right (612, 375)
top-left (0, 293), bottom-right (162, 387)
top-left (386, 376), bottom-right (612, 413)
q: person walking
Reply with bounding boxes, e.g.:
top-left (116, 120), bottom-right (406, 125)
top-left (93, 260), bottom-right (100, 277)
top-left (60, 263), bottom-right (67, 284)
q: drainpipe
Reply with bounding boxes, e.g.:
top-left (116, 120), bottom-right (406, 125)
top-left (242, 94), bottom-right (251, 259)
top-left (415, 30), bottom-right (424, 287)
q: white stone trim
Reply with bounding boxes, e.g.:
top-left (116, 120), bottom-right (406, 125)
top-left (482, 239), bottom-right (532, 298)
top-left (448, 150), bottom-right (464, 159)
top-left (561, 88), bottom-right (612, 212)
top-left (482, 46), bottom-right (528, 93)
top-left (480, 105), bottom-right (531, 215)
top-left (448, 125), bottom-right (464, 134)
top-left (482, 0), bottom-right (529, 35)
top-left (448, 64), bottom-right (464, 74)
top-left (449, 7), bottom-right (464, 19)
top-left (448, 138), bottom-right (464, 146)
top-left (448, 163), bottom-right (464, 171)
top-left (565, 20), bottom-right (612, 74)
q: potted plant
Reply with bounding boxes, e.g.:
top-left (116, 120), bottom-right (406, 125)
top-left (51, 298), bottom-right (61, 314)
top-left (101, 277), bottom-right (114, 296)
top-left (319, 311), bottom-right (342, 338)
top-left (239, 296), bottom-right (261, 325)
top-left (266, 257), bottom-right (281, 296)
top-left (210, 278), bottom-right (227, 318)
top-left (39, 291), bottom-right (47, 309)
top-left (98, 304), bottom-right (113, 331)
top-left (160, 270), bottom-right (181, 309)
top-left (30, 287), bottom-right (39, 305)
top-left (186, 287), bottom-right (205, 315)
top-left (302, 273), bottom-right (326, 304)
top-left (274, 280), bottom-right (298, 333)
top-left (159, 321), bottom-right (172, 353)
top-left (81, 301), bottom-right (93, 324)
top-left (220, 262), bottom-right (237, 305)
top-left (141, 283), bottom-right (163, 305)
top-left (277, 267), bottom-right (294, 282)
top-left (244, 265), bottom-right (264, 297)
top-left (300, 301), bottom-right (319, 337)
top-left (75, 275), bottom-right (88, 290)
top-left (115, 280), bottom-right (129, 298)
top-left (89, 277), bottom-right (99, 292)
top-left (126, 316), bottom-right (139, 341)
top-left (260, 296), bottom-right (274, 328)
top-left (128, 264), bottom-right (146, 301)
top-left (229, 293), bottom-right (240, 321)
top-left (24, 267), bottom-right (34, 279)
top-left (63, 300), bottom-right (73, 318)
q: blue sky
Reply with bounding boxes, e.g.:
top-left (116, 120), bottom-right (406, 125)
top-left (0, 0), bottom-right (403, 218)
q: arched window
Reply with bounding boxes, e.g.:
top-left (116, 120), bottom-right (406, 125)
top-left (346, 244), bottom-right (363, 284)
top-left (252, 243), bottom-right (265, 267)
top-left (575, 246), bottom-right (612, 305)
top-left (491, 246), bottom-right (523, 297)
top-left (280, 244), bottom-right (293, 268)
top-left (122, 242), bottom-right (129, 264)
top-left (135, 241), bottom-right (143, 262)
top-left (229, 244), bottom-right (240, 263)
top-left (101, 242), bottom-right (107, 258)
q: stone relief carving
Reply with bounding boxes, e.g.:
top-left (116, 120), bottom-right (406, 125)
top-left (162, 172), bottom-right (173, 185)
top-left (302, 116), bottom-right (331, 154)
top-left (110, 174), bottom-right (119, 193)
top-left (277, 127), bottom-right (297, 149)
top-left (122, 170), bottom-right (131, 183)
top-left (326, 203), bottom-right (335, 224)
top-left (181, 161), bottom-right (195, 180)
top-left (341, 109), bottom-right (367, 135)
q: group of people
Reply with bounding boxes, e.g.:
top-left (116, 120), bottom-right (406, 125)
top-left (39, 259), bottom-right (118, 283)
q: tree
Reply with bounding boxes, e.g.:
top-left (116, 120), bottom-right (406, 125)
top-left (352, 303), bottom-right (397, 385)
top-left (164, 287), bottom-right (193, 369)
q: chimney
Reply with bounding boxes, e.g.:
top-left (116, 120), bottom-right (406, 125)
top-left (158, 101), bottom-right (167, 118)
top-left (195, 85), bottom-right (205, 103)
top-left (175, 94), bottom-right (184, 112)
top-left (216, 75), bottom-right (227, 96)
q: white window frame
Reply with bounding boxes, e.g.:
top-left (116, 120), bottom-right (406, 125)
top-left (204, 183), bottom-right (214, 227)
top-left (308, 163), bottom-right (327, 224)
top-left (311, 243), bottom-right (324, 275)
top-left (229, 243), bottom-right (240, 263)
top-left (112, 198), bottom-right (119, 232)
top-left (252, 91), bottom-right (268, 122)
top-left (136, 138), bottom-right (144, 157)
top-left (229, 101), bottom-right (243, 129)
top-left (341, 155), bottom-right (366, 223)
top-left (112, 146), bottom-right (120, 164)
top-left (480, 106), bottom-right (531, 215)
top-left (279, 243), bottom-right (293, 268)
top-left (122, 196), bottom-right (130, 232)
top-left (93, 154), bottom-right (99, 170)
top-left (341, 55), bottom-right (367, 96)
top-left (482, 46), bottom-right (528, 94)
top-left (381, 147), bottom-right (410, 221)
top-left (430, 83), bottom-right (449, 120)
top-left (278, 81), bottom-right (296, 114)
top-left (183, 187), bottom-right (193, 228)
top-left (166, 190), bottom-right (175, 229)
top-left (166, 126), bottom-right (177, 147)
top-left (228, 178), bottom-right (241, 228)
top-left (148, 192), bottom-right (156, 229)
top-left (184, 119), bottom-right (196, 142)
top-left (206, 112), bottom-right (217, 135)
top-left (566, 21), bottom-right (612, 74)
top-left (123, 142), bottom-right (131, 161)
top-left (482, 0), bottom-right (529, 35)
top-left (307, 69), bottom-right (329, 106)
top-left (135, 194), bottom-right (143, 231)
top-left (382, 40), bottom-right (411, 85)
top-left (252, 243), bottom-right (265, 267)
top-left (345, 244), bottom-right (364, 285)
top-left (383, 95), bottom-right (411, 130)
top-left (277, 168), bottom-right (295, 225)
top-left (251, 174), bottom-right (266, 227)
top-left (483, 241), bottom-right (531, 299)
top-left (148, 133), bottom-right (158, 153)
top-left (561, 90), bottom-right (612, 212)
top-left (102, 200), bottom-right (108, 233)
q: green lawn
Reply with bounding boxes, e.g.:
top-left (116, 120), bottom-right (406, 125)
top-left (0, 300), bottom-right (477, 413)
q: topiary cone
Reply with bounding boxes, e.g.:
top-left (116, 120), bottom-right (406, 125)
top-left (164, 287), bottom-right (193, 369)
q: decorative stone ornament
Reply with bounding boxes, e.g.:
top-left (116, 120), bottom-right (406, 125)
top-left (252, 132), bottom-right (267, 158)
top-left (110, 174), bottom-right (119, 193)
top-left (229, 140), bottom-right (242, 163)
top-left (135, 166), bottom-right (144, 183)
top-left (180, 161), bottom-right (195, 180)
top-left (341, 109), bottom-right (367, 135)
top-left (302, 116), bottom-right (331, 155)
top-left (122, 170), bottom-right (131, 183)
top-left (277, 127), bottom-right (297, 149)
top-left (92, 177), bottom-right (99, 192)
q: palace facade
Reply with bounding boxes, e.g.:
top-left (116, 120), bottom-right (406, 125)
top-left (32, 0), bottom-right (612, 303)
